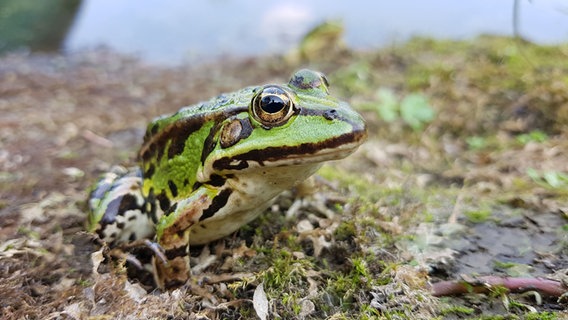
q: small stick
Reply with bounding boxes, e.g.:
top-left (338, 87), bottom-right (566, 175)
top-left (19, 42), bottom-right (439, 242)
top-left (430, 276), bottom-right (567, 297)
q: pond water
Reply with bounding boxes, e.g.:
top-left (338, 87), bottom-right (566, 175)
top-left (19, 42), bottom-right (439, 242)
top-left (8, 0), bottom-right (568, 65)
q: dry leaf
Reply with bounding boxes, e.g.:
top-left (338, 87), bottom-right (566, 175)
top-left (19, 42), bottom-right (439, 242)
top-left (253, 283), bottom-right (269, 320)
top-left (91, 247), bottom-right (105, 276)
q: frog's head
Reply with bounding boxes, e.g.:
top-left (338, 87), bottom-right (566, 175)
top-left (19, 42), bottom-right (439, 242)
top-left (200, 69), bottom-right (366, 180)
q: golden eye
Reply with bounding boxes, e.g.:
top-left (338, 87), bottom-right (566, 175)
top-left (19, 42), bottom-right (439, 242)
top-left (251, 86), bottom-right (295, 127)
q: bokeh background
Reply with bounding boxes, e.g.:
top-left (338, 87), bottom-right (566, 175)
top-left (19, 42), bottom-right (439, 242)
top-left (2, 0), bottom-right (567, 64)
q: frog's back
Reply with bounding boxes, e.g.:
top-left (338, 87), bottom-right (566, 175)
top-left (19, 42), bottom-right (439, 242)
top-left (137, 88), bottom-right (255, 213)
top-left (141, 88), bottom-right (256, 148)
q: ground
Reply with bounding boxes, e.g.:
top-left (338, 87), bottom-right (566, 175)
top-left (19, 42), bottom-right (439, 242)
top-left (0, 36), bottom-right (567, 319)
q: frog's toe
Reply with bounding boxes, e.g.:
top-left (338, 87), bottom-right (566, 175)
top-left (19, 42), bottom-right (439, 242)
top-left (144, 239), bottom-right (168, 265)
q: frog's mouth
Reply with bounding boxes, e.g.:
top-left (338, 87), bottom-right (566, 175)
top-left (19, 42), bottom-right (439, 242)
top-left (212, 129), bottom-right (367, 171)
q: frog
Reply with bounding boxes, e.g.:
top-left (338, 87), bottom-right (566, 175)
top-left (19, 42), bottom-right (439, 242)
top-left (87, 69), bottom-right (367, 289)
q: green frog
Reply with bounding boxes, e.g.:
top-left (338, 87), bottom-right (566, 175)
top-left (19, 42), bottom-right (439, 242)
top-left (87, 69), bottom-right (366, 289)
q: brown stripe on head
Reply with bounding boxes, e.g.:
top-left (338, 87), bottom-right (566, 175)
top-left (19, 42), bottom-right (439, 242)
top-left (210, 105), bottom-right (366, 171)
top-left (140, 116), bottom-right (205, 163)
top-left (212, 129), bottom-right (365, 171)
top-left (140, 106), bottom-right (248, 164)
top-left (201, 122), bottom-right (221, 164)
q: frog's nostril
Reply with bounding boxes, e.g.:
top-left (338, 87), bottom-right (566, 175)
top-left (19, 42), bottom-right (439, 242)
top-left (323, 109), bottom-right (339, 120)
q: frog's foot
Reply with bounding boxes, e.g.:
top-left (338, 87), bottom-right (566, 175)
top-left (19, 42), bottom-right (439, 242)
top-left (108, 248), bottom-right (145, 270)
top-left (143, 239), bottom-right (168, 266)
top-left (117, 239), bottom-right (168, 266)
top-left (153, 251), bottom-right (191, 290)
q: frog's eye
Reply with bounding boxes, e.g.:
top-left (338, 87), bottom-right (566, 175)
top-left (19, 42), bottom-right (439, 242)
top-left (251, 86), bottom-right (295, 127)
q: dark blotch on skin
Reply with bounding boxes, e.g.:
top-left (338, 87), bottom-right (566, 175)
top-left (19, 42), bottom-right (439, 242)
top-left (201, 123), bottom-right (220, 164)
top-left (289, 69), bottom-right (330, 93)
top-left (149, 202), bottom-right (157, 222)
top-left (156, 191), bottom-right (171, 212)
top-left (192, 181), bottom-right (203, 191)
top-left (209, 174), bottom-right (226, 187)
top-left (150, 123), bottom-right (160, 136)
top-left (168, 180), bottom-right (178, 198)
top-left (146, 144), bottom-right (158, 163)
top-left (164, 202), bottom-right (178, 216)
top-left (199, 188), bottom-right (232, 221)
top-left (167, 125), bottom-right (194, 159)
top-left (323, 109), bottom-right (339, 120)
top-left (217, 94), bottom-right (229, 105)
top-left (145, 164), bottom-right (155, 179)
top-left (101, 194), bottom-right (143, 226)
top-left (290, 75), bottom-right (320, 90)
top-left (146, 188), bottom-right (158, 222)
top-left (213, 159), bottom-right (249, 171)
top-left (191, 174), bottom-right (230, 191)
top-left (141, 117), bottom-right (204, 163)
top-left (165, 245), bottom-right (187, 260)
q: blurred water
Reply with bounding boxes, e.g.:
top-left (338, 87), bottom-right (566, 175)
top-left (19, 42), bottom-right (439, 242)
top-left (63, 0), bottom-right (568, 65)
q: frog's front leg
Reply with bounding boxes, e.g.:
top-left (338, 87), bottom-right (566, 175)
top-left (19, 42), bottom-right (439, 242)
top-left (153, 185), bottom-right (224, 289)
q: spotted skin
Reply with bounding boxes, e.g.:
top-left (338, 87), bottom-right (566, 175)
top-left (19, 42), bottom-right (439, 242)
top-left (88, 166), bottom-right (157, 245)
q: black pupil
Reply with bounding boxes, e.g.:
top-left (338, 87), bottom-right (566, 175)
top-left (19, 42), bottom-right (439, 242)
top-left (260, 95), bottom-right (286, 113)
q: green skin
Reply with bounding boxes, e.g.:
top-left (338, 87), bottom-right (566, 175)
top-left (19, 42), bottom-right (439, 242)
top-left (87, 69), bottom-right (367, 289)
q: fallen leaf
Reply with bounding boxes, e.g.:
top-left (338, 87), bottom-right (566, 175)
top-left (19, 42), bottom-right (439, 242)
top-left (91, 247), bottom-right (104, 276)
top-left (253, 283), bottom-right (269, 320)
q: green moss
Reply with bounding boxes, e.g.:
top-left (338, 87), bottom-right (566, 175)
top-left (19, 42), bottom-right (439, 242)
top-left (281, 291), bottom-right (303, 315)
top-left (261, 250), bottom-right (313, 288)
top-left (439, 305), bottom-right (475, 316)
top-left (358, 304), bottom-right (383, 318)
top-left (334, 220), bottom-right (357, 241)
top-left (317, 165), bottom-right (375, 198)
top-left (524, 312), bottom-right (558, 320)
top-left (493, 260), bottom-right (533, 277)
top-left (464, 208), bottom-right (492, 223)
top-left (516, 130), bottom-right (549, 145)
top-left (77, 278), bottom-right (92, 287)
top-left (422, 211), bottom-right (435, 223)
top-left (17, 226), bottom-right (41, 239)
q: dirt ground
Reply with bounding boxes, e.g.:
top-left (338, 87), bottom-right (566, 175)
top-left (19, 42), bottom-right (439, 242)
top-left (1, 36), bottom-right (567, 319)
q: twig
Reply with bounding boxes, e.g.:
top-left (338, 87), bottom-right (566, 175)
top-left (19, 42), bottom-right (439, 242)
top-left (430, 275), bottom-right (567, 297)
top-left (448, 189), bottom-right (464, 224)
top-left (83, 129), bottom-right (114, 148)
